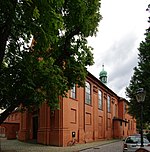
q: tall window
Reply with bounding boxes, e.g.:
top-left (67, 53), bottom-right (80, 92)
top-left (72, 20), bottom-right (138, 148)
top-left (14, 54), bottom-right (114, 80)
top-left (107, 95), bottom-right (111, 112)
top-left (98, 90), bottom-right (103, 109)
top-left (85, 81), bottom-right (91, 104)
top-left (70, 84), bottom-right (76, 99)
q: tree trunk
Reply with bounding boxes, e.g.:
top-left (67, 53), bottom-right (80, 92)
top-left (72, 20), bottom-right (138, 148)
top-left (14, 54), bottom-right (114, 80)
top-left (0, 104), bottom-right (18, 125)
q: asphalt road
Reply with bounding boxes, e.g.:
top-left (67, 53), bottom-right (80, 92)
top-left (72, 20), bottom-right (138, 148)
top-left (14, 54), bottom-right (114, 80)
top-left (0, 137), bottom-right (123, 152)
top-left (79, 141), bottom-right (124, 152)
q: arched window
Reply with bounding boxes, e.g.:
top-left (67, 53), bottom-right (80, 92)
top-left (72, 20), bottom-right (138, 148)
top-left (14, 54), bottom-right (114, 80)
top-left (107, 95), bottom-right (111, 112)
top-left (98, 90), bottom-right (103, 109)
top-left (85, 81), bottom-right (91, 104)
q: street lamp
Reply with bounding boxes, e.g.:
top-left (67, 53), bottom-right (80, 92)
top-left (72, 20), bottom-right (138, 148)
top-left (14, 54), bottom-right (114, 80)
top-left (135, 88), bottom-right (146, 147)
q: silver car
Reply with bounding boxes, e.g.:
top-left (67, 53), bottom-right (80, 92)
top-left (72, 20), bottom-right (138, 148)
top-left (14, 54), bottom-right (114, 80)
top-left (123, 135), bottom-right (150, 152)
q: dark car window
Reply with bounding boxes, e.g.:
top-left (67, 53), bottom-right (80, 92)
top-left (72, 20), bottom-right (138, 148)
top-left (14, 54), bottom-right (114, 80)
top-left (126, 137), bottom-right (138, 143)
top-left (143, 138), bottom-right (149, 143)
top-left (126, 136), bottom-right (149, 144)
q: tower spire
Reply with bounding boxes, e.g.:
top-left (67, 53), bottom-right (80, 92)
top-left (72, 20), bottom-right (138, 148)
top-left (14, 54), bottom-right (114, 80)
top-left (99, 64), bottom-right (107, 84)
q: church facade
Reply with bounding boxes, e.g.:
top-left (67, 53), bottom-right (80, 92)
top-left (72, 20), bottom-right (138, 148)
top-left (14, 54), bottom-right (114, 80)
top-left (14, 71), bottom-right (136, 146)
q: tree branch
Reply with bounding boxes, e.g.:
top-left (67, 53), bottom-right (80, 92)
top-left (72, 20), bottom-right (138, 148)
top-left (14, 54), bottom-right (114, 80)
top-left (63, 27), bottom-right (80, 54)
top-left (0, 102), bottom-right (19, 125)
top-left (0, 0), bottom-right (17, 67)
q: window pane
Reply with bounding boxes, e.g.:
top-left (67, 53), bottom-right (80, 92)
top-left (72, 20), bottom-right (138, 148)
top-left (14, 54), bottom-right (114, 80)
top-left (107, 96), bottom-right (111, 112)
top-left (98, 90), bottom-right (103, 109)
top-left (85, 82), bottom-right (91, 104)
top-left (70, 84), bottom-right (76, 99)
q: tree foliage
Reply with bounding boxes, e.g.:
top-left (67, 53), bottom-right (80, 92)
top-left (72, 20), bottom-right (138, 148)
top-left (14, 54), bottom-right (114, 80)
top-left (126, 5), bottom-right (150, 125)
top-left (0, 0), bottom-right (102, 124)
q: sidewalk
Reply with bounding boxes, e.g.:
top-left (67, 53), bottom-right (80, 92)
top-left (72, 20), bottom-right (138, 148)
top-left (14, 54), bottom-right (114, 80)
top-left (0, 138), bottom-right (121, 152)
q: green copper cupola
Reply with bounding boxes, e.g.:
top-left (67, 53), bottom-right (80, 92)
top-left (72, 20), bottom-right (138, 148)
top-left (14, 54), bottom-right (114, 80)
top-left (99, 64), bottom-right (107, 84)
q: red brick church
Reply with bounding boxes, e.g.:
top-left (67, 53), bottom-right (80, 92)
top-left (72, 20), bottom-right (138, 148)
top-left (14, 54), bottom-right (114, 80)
top-left (0, 67), bottom-right (136, 146)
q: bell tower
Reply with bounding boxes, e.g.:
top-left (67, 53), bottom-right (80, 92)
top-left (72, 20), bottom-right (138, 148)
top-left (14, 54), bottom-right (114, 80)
top-left (99, 64), bottom-right (107, 84)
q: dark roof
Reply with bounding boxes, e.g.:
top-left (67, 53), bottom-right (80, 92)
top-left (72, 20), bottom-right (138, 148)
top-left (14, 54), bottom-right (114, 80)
top-left (113, 117), bottom-right (128, 123)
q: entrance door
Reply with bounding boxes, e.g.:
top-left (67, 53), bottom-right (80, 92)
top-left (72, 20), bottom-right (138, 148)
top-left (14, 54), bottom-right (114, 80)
top-left (32, 116), bottom-right (38, 139)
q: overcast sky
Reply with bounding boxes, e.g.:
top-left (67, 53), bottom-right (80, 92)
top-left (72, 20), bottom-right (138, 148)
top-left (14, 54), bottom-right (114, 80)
top-left (87, 0), bottom-right (150, 98)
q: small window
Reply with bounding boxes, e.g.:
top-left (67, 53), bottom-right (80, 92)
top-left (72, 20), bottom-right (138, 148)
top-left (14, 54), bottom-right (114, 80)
top-left (85, 81), bottom-right (91, 104)
top-left (98, 90), bottom-right (103, 109)
top-left (70, 84), bottom-right (76, 99)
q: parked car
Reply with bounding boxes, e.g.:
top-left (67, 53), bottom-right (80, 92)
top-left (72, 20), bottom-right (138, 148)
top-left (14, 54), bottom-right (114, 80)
top-left (123, 135), bottom-right (150, 152)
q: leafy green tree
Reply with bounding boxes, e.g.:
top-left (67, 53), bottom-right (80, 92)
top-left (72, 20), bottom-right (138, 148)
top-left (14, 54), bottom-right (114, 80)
top-left (126, 5), bottom-right (150, 125)
top-left (0, 0), bottom-right (102, 124)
